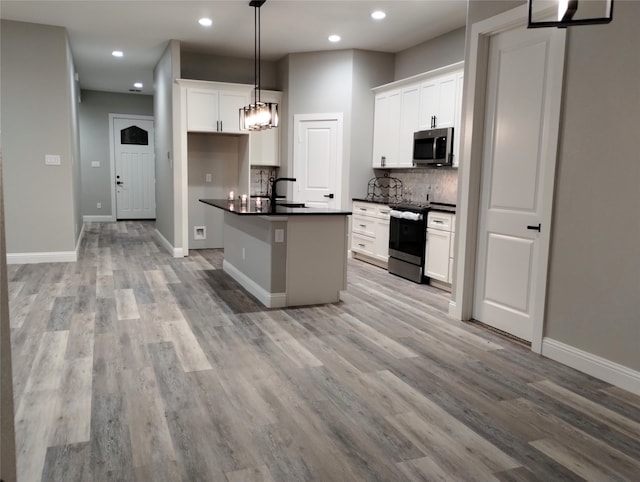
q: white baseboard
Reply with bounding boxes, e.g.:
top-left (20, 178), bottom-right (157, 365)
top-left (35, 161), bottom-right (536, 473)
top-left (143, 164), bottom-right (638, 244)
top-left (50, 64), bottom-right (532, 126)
top-left (154, 228), bottom-right (184, 258)
top-left (83, 215), bottom-right (115, 222)
top-left (223, 259), bottom-right (286, 308)
top-left (7, 251), bottom-right (77, 264)
top-left (542, 338), bottom-right (640, 396)
top-left (6, 223), bottom-right (86, 265)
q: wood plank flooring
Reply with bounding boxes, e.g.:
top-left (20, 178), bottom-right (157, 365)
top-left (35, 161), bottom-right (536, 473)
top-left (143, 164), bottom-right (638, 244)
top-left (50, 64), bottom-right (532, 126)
top-left (8, 220), bottom-right (640, 481)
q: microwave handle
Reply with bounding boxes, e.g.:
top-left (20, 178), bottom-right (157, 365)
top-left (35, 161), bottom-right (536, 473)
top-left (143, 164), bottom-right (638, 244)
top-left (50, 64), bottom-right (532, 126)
top-left (433, 137), bottom-right (438, 161)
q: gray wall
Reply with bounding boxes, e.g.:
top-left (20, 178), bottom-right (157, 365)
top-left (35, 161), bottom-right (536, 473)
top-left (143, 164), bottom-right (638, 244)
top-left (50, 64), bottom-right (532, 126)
top-left (283, 49), bottom-right (396, 209)
top-left (463, 0), bottom-right (639, 373)
top-left (181, 50), bottom-right (277, 91)
top-left (0, 157), bottom-right (17, 482)
top-left (0, 20), bottom-right (80, 254)
top-left (154, 40), bottom-right (180, 247)
top-left (285, 50), bottom-right (353, 207)
top-left (79, 90), bottom-right (153, 217)
top-left (545, 0), bottom-right (640, 370)
top-left (395, 27), bottom-right (466, 80)
top-left (350, 50), bottom-right (394, 199)
top-left (187, 133), bottom-right (242, 249)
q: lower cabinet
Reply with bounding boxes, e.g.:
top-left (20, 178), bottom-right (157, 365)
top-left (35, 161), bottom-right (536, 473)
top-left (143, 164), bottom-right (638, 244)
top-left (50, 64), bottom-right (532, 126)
top-left (351, 201), bottom-right (391, 268)
top-left (424, 211), bottom-right (455, 287)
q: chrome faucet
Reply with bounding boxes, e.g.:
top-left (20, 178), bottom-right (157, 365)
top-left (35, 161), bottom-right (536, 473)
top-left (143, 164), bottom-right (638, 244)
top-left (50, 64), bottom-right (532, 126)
top-left (269, 177), bottom-right (296, 210)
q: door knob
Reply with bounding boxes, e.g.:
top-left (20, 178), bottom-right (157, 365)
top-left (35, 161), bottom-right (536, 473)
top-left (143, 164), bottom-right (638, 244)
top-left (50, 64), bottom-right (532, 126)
top-left (527, 223), bottom-right (541, 232)
top-left (116, 181), bottom-right (124, 185)
top-left (324, 193), bottom-right (334, 199)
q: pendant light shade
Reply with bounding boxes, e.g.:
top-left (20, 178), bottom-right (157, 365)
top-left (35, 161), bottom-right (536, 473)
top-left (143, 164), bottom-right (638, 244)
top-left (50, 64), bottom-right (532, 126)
top-left (240, 0), bottom-right (279, 131)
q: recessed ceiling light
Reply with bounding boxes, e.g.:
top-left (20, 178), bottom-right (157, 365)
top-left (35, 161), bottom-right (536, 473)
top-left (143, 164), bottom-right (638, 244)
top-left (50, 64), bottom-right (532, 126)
top-left (133, 82), bottom-right (143, 89)
top-left (112, 50), bottom-right (123, 58)
top-left (328, 35), bottom-right (341, 43)
top-left (371, 10), bottom-right (386, 20)
top-left (198, 17), bottom-right (212, 27)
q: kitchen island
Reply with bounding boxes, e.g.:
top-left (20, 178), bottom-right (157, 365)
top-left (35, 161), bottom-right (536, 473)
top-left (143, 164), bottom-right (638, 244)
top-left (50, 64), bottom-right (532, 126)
top-left (199, 199), bottom-right (352, 308)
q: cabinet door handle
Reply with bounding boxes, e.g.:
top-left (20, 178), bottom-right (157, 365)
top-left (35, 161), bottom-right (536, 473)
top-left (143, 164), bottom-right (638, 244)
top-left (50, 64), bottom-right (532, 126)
top-left (358, 243), bottom-right (366, 248)
top-left (381, 156), bottom-right (386, 167)
top-left (359, 224), bottom-right (367, 228)
top-left (527, 223), bottom-right (541, 232)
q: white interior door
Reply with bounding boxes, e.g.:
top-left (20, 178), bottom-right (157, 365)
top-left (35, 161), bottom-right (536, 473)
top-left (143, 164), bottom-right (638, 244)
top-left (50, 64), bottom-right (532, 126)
top-left (113, 117), bottom-right (156, 219)
top-left (473, 26), bottom-right (565, 342)
top-left (293, 114), bottom-right (343, 209)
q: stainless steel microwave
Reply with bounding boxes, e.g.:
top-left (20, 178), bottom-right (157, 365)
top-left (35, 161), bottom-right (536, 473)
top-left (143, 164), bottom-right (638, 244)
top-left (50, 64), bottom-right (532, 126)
top-left (413, 127), bottom-right (453, 166)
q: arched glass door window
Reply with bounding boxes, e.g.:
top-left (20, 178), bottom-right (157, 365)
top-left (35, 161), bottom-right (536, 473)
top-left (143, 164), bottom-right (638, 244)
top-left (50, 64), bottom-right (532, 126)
top-left (120, 125), bottom-right (148, 145)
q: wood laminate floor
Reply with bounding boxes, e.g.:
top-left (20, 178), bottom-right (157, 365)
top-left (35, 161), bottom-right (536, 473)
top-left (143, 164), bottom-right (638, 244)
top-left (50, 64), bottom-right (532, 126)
top-left (8, 221), bottom-right (640, 481)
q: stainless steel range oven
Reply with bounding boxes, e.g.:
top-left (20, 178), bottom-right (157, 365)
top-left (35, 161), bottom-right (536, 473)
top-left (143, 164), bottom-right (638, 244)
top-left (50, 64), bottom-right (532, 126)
top-left (388, 204), bottom-right (429, 283)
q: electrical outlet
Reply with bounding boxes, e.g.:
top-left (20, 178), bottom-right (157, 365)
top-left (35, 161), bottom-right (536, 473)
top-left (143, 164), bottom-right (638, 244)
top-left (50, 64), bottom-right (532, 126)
top-left (97, 202), bottom-right (101, 209)
top-left (242, 247), bottom-right (246, 260)
top-left (205, 173), bottom-right (212, 183)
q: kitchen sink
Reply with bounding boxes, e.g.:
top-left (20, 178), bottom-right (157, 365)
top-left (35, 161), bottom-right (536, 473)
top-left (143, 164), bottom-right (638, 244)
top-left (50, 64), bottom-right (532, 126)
top-left (276, 201), bottom-right (306, 208)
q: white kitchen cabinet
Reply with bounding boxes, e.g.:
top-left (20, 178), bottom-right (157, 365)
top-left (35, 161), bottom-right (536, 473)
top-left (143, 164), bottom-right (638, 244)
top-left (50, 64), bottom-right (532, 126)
top-left (424, 211), bottom-right (454, 285)
top-left (371, 62), bottom-right (464, 170)
top-left (187, 86), bottom-right (248, 134)
top-left (398, 85), bottom-right (420, 167)
top-left (351, 201), bottom-right (391, 268)
top-left (372, 86), bottom-right (418, 169)
top-left (418, 72), bottom-right (459, 130)
top-left (249, 90), bottom-right (282, 166)
top-left (372, 90), bottom-right (401, 168)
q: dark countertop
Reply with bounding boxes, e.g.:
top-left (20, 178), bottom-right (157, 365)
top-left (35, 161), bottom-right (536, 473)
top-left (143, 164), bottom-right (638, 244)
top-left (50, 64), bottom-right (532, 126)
top-left (352, 197), bottom-right (456, 213)
top-left (200, 199), bottom-right (352, 216)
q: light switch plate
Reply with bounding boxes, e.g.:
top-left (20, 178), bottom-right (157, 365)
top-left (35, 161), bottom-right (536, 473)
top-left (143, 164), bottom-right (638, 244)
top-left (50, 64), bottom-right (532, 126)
top-left (275, 228), bottom-right (285, 243)
top-left (45, 155), bottom-right (61, 166)
top-left (91, 161), bottom-right (100, 168)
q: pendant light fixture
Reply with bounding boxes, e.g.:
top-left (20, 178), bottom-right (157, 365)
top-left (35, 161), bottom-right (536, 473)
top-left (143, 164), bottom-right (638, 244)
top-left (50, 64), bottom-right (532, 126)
top-left (240, 0), bottom-right (279, 131)
top-left (528, 0), bottom-right (614, 28)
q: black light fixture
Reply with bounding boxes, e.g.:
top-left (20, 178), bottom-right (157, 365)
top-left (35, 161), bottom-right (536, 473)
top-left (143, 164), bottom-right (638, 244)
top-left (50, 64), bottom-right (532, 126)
top-left (239, 0), bottom-right (279, 131)
top-left (528, 0), bottom-right (614, 28)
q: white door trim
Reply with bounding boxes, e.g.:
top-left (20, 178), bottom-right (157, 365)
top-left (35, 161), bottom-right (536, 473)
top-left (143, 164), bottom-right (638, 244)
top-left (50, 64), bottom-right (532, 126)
top-left (108, 113), bottom-right (155, 222)
top-left (451, 3), bottom-right (565, 354)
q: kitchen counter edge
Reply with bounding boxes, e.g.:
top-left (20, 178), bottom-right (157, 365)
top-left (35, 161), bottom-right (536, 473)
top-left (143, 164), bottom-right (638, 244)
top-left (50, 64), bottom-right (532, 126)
top-left (200, 199), bottom-right (352, 216)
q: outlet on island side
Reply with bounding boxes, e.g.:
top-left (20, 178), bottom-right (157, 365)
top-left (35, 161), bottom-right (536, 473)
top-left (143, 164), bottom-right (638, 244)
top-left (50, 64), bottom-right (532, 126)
top-left (97, 202), bottom-right (101, 209)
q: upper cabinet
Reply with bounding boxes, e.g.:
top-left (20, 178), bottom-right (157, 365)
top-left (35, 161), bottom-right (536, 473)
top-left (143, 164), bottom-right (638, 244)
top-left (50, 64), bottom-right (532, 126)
top-left (249, 90), bottom-right (282, 166)
top-left (186, 83), bottom-right (249, 134)
top-left (418, 72), bottom-right (458, 130)
top-left (372, 90), bottom-right (401, 168)
top-left (372, 62), bottom-right (464, 168)
top-left (372, 85), bottom-right (418, 169)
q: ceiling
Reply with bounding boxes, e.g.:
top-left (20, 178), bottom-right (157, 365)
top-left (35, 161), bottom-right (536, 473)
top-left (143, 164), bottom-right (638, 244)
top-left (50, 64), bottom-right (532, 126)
top-left (0, 1), bottom-right (467, 95)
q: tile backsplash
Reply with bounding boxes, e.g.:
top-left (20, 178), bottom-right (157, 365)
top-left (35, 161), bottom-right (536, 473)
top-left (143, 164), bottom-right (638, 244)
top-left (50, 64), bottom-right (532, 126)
top-left (250, 167), bottom-right (278, 196)
top-left (373, 167), bottom-right (458, 205)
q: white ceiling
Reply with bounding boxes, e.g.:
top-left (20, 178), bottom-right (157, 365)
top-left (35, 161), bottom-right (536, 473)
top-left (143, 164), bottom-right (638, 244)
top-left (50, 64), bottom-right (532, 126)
top-left (0, 1), bottom-right (467, 95)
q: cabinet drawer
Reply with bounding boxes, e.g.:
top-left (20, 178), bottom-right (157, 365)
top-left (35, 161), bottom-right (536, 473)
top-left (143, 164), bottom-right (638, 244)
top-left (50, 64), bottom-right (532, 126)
top-left (352, 214), bottom-right (376, 237)
top-left (353, 201), bottom-right (390, 219)
top-left (351, 233), bottom-right (376, 257)
top-left (427, 211), bottom-right (453, 231)
top-left (353, 201), bottom-right (377, 216)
